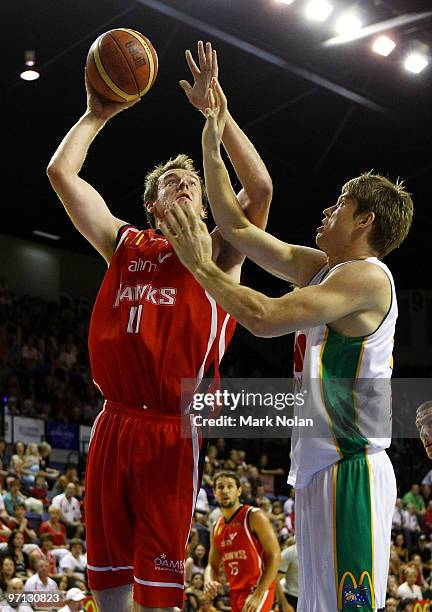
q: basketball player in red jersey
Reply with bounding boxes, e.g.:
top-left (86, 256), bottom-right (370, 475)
top-left (46, 42), bottom-right (272, 612)
top-left (205, 472), bottom-right (281, 612)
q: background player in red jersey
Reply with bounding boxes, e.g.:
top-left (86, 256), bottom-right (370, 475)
top-left (205, 471), bottom-right (281, 612)
top-left (47, 42), bottom-right (272, 612)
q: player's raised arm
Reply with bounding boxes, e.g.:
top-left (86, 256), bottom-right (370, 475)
top-left (201, 79), bottom-right (326, 287)
top-left (46, 76), bottom-right (137, 264)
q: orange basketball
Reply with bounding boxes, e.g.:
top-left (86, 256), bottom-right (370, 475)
top-left (86, 28), bottom-right (158, 102)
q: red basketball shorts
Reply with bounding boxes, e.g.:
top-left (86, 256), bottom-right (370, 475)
top-left (85, 400), bottom-right (201, 608)
top-left (230, 587), bottom-right (275, 612)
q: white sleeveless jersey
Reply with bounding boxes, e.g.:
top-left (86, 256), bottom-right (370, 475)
top-left (288, 257), bottom-right (396, 489)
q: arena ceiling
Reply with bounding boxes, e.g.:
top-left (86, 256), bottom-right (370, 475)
top-left (3, 0), bottom-right (432, 289)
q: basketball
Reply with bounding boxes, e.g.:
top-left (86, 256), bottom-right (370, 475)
top-left (86, 28), bottom-right (158, 102)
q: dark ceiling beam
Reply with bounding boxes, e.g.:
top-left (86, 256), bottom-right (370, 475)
top-left (136, 0), bottom-right (391, 115)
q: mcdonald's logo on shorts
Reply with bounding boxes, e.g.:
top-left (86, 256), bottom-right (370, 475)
top-left (338, 571), bottom-right (374, 609)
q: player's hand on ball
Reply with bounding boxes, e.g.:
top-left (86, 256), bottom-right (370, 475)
top-left (202, 78), bottom-right (228, 150)
top-left (159, 204), bottom-right (212, 272)
top-left (85, 70), bottom-right (140, 121)
top-left (180, 41), bottom-right (218, 113)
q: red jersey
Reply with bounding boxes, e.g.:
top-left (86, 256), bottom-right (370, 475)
top-left (213, 505), bottom-right (274, 592)
top-left (88, 226), bottom-right (236, 412)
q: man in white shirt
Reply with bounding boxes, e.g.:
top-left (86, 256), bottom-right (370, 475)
top-left (0, 577), bottom-right (33, 612)
top-left (398, 566), bottom-right (422, 600)
top-left (59, 539), bottom-right (87, 581)
top-left (277, 539), bottom-right (298, 611)
top-left (51, 483), bottom-right (83, 538)
top-left (58, 587), bottom-right (86, 612)
top-left (24, 558), bottom-right (59, 592)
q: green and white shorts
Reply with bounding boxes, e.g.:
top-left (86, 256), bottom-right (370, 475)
top-left (295, 450), bottom-right (396, 611)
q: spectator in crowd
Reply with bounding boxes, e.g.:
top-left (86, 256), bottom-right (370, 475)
top-left (0, 556), bottom-right (16, 593)
top-left (402, 484), bottom-right (425, 515)
top-left (24, 559), bottom-right (58, 593)
top-left (394, 533), bottom-right (409, 564)
top-left (9, 443), bottom-right (26, 479)
top-left (0, 495), bottom-right (11, 527)
top-left (39, 506), bottom-right (67, 548)
top-left (1, 531), bottom-right (32, 579)
top-left (277, 537), bottom-right (298, 611)
top-left (409, 553), bottom-right (427, 592)
top-left (283, 489), bottom-right (295, 517)
top-left (421, 484), bottom-right (431, 505)
top-left (255, 484), bottom-right (271, 508)
top-left (389, 547), bottom-right (403, 577)
top-left (185, 543), bottom-right (207, 584)
top-left (197, 598), bottom-right (217, 612)
top-left (410, 533), bottom-right (432, 578)
top-left (21, 443), bottom-right (41, 486)
top-left (186, 573), bottom-right (206, 607)
top-left (399, 600), bottom-right (415, 612)
top-left (0, 576), bottom-right (33, 612)
top-left (386, 575), bottom-right (400, 600)
top-left (38, 443), bottom-right (60, 482)
top-left (423, 501), bottom-right (432, 535)
top-left (213, 574), bottom-right (230, 612)
top-left (57, 586), bottom-right (86, 612)
top-left (205, 446), bottom-right (221, 470)
top-left (270, 500), bottom-right (285, 523)
top-left (384, 598), bottom-right (399, 612)
top-left (392, 498), bottom-right (404, 535)
top-left (397, 566), bottom-right (422, 600)
top-left (196, 488), bottom-right (210, 515)
top-left (29, 533), bottom-right (58, 578)
top-left (247, 466), bottom-right (262, 496)
top-left (51, 475), bottom-right (68, 498)
top-left (51, 483), bottom-right (83, 539)
top-left (257, 453), bottom-right (285, 476)
top-left (274, 518), bottom-right (290, 544)
top-left (239, 481), bottom-right (256, 507)
top-left (2, 479), bottom-right (42, 516)
top-left (59, 539), bottom-right (87, 582)
top-left (403, 503), bottom-right (422, 547)
top-left (7, 503), bottom-right (37, 546)
top-left (29, 473), bottom-right (50, 509)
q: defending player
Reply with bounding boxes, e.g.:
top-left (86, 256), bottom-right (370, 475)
top-left (46, 43), bottom-right (272, 612)
top-left (204, 471), bottom-right (280, 612)
top-left (160, 80), bottom-right (414, 611)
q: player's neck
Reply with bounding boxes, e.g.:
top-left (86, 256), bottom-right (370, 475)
top-left (327, 249), bottom-right (376, 270)
top-left (221, 501), bottom-right (242, 522)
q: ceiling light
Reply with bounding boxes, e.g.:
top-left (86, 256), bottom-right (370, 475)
top-left (20, 70), bottom-right (40, 81)
top-left (404, 52), bottom-right (429, 74)
top-left (32, 230), bottom-right (60, 241)
top-left (335, 12), bottom-right (363, 40)
top-left (372, 35), bottom-right (396, 57)
top-left (275, 0), bottom-right (295, 4)
top-left (305, 0), bottom-right (333, 22)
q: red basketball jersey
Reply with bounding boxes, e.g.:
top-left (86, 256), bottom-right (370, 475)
top-left (213, 505), bottom-right (274, 592)
top-left (88, 226), bottom-right (236, 412)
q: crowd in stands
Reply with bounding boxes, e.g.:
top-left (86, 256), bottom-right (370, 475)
top-left (0, 438), bottom-right (87, 609)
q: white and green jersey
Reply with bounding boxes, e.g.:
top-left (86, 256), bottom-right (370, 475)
top-left (288, 257), bottom-right (396, 489)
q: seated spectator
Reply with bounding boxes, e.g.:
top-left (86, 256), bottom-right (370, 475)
top-left (39, 506), bottom-right (67, 548)
top-left (51, 475), bottom-right (68, 498)
top-left (399, 599), bottom-right (415, 612)
top-left (386, 575), bottom-right (399, 600)
top-left (270, 500), bottom-right (285, 523)
top-left (29, 534), bottom-right (57, 578)
top-left (51, 483), bottom-right (83, 539)
top-left (255, 485), bottom-right (271, 509)
top-left (196, 488), bottom-right (210, 515)
top-left (214, 580), bottom-right (231, 612)
top-left (197, 599), bottom-right (217, 612)
top-left (422, 484), bottom-right (432, 505)
top-left (410, 534), bottom-right (432, 579)
top-left (409, 553), bottom-right (427, 590)
top-left (205, 445), bottom-right (221, 470)
top-left (257, 453), bottom-right (284, 476)
top-left (239, 481), bottom-right (256, 507)
top-left (402, 484), bottom-right (425, 515)
top-left (0, 576), bottom-right (33, 612)
top-left (58, 587), bottom-right (86, 612)
top-left (283, 489), bottom-right (295, 516)
top-left (63, 466), bottom-right (79, 486)
top-left (8, 503), bottom-right (37, 543)
top-left (0, 495), bottom-right (11, 527)
top-left (384, 598), bottom-right (399, 612)
top-left (0, 556), bottom-right (16, 593)
top-left (9, 442), bottom-right (26, 479)
top-left (1, 530), bottom-right (32, 579)
top-left (3, 479), bottom-right (26, 517)
top-left (394, 533), bottom-right (409, 564)
top-left (423, 501), bottom-right (432, 534)
top-left (38, 443), bottom-right (60, 482)
top-left (185, 543), bottom-right (207, 584)
top-left (403, 504), bottom-right (422, 547)
top-left (398, 566), bottom-right (422, 600)
top-left (185, 572), bottom-right (205, 606)
top-left (392, 498), bottom-right (404, 535)
top-left (24, 559), bottom-right (58, 593)
top-left (21, 443), bottom-right (41, 486)
top-left (389, 548), bottom-right (403, 578)
top-left (29, 473), bottom-right (50, 509)
top-left (247, 466), bottom-right (262, 496)
top-left (59, 539), bottom-right (87, 582)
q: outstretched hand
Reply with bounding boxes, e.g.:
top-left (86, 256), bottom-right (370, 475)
top-left (159, 204), bottom-right (213, 273)
top-left (180, 41), bottom-right (218, 113)
top-left (85, 70), bottom-right (140, 121)
top-left (202, 78), bottom-right (228, 150)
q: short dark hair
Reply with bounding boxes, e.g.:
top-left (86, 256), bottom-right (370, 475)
top-left (213, 470), bottom-right (241, 489)
top-left (69, 538), bottom-right (83, 548)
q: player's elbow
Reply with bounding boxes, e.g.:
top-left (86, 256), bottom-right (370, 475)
top-left (246, 301), bottom-right (275, 338)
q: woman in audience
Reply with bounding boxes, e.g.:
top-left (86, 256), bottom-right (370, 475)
top-left (184, 543), bottom-right (207, 584)
top-left (9, 442), bottom-right (26, 478)
top-left (394, 532), bottom-right (409, 564)
top-left (1, 530), bottom-right (31, 579)
top-left (185, 573), bottom-right (205, 607)
top-left (0, 556), bottom-right (16, 593)
top-left (39, 506), bottom-right (67, 548)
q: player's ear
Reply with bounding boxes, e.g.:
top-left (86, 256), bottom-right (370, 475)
top-left (358, 211), bottom-right (375, 227)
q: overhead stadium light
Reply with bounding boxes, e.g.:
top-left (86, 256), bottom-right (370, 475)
top-left (20, 70), bottom-right (40, 81)
top-left (276, 0), bottom-right (295, 4)
top-left (305, 0), bottom-right (333, 22)
top-left (372, 35), bottom-right (396, 57)
top-left (335, 11), bottom-right (363, 40)
top-left (20, 50), bottom-right (40, 81)
top-left (404, 52), bottom-right (429, 74)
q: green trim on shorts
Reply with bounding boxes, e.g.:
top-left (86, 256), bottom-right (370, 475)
top-left (334, 453), bottom-right (375, 611)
